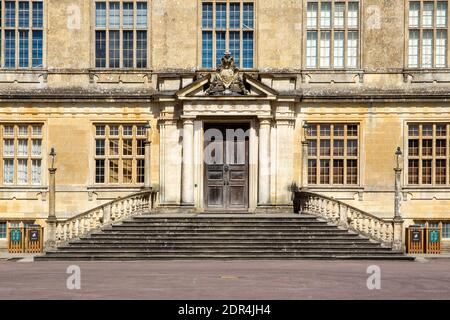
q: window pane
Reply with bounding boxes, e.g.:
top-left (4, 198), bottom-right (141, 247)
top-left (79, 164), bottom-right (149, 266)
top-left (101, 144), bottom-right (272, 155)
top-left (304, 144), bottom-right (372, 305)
top-left (19, 1), bottom-right (30, 28)
top-left (334, 2), bottom-right (345, 28)
top-left (123, 2), bottom-right (134, 28)
top-left (436, 159), bottom-right (447, 184)
top-left (3, 139), bottom-right (14, 156)
top-left (408, 30), bottom-right (419, 67)
top-left (408, 159), bottom-right (419, 184)
top-left (230, 3), bottom-right (240, 29)
top-left (5, 1), bottom-right (16, 27)
top-left (229, 31), bottom-right (240, 67)
top-left (216, 3), bottom-right (226, 29)
top-left (216, 31), bottom-right (226, 66)
top-left (123, 31), bottom-right (134, 68)
top-left (109, 31), bottom-right (120, 68)
top-left (123, 160), bottom-right (133, 183)
top-left (333, 159), bottom-right (344, 184)
top-left (334, 125), bottom-right (344, 136)
top-left (347, 160), bottom-right (358, 184)
top-left (320, 31), bottom-right (331, 68)
top-left (95, 31), bottom-right (106, 68)
top-left (423, 124), bottom-right (433, 136)
top-left (32, 1), bottom-right (44, 28)
top-left (422, 2), bottom-right (434, 27)
top-left (308, 140), bottom-right (317, 156)
top-left (18, 159), bottom-right (28, 184)
top-left (320, 2), bottom-right (331, 28)
top-left (320, 160), bottom-right (330, 184)
top-left (437, 2), bottom-right (448, 27)
top-left (123, 139), bottom-right (133, 156)
top-left (0, 223), bottom-right (6, 239)
top-left (243, 3), bottom-right (254, 29)
top-left (320, 140), bottom-right (330, 156)
top-left (32, 30), bottom-right (43, 67)
top-left (320, 124), bottom-right (330, 136)
top-left (110, 125), bottom-right (119, 135)
top-left (19, 31), bottom-right (29, 68)
top-left (5, 30), bottom-right (16, 68)
top-left (437, 124), bottom-right (447, 136)
top-left (137, 31), bottom-right (147, 68)
top-left (306, 31), bottom-right (318, 68)
top-left (347, 140), bottom-right (358, 156)
top-left (32, 159), bottom-right (41, 185)
top-left (109, 160), bottom-right (119, 183)
top-left (19, 126), bottom-right (28, 135)
top-left (96, 139), bottom-right (105, 156)
top-left (123, 125), bottom-right (133, 136)
top-left (4, 160), bottom-right (14, 184)
top-left (18, 140), bottom-right (28, 156)
top-left (422, 160), bottom-right (432, 184)
top-left (308, 159), bottom-right (317, 184)
top-left (109, 140), bottom-right (119, 155)
top-left (347, 31), bottom-right (358, 68)
top-left (333, 140), bottom-right (344, 156)
top-left (96, 125), bottom-right (105, 136)
top-left (307, 2), bottom-right (318, 28)
top-left (409, 124), bottom-right (419, 136)
top-left (137, 2), bottom-right (147, 28)
top-left (202, 3), bottom-right (213, 29)
top-left (137, 159), bottom-right (145, 183)
top-left (409, 2), bottom-right (420, 27)
top-left (243, 31), bottom-right (254, 69)
top-left (202, 31), bottom-right (213, 68)
top-left (422, 31), bottom-right (433, 68)
top-left (32, 139), bottom-right (41, 156)
top-left (109, 2), bottom-right (120, 28)
top-left (409, 139), bottom-right (419, 156)
top-left (436, 30), bottom-right (447, 68)
top-left (96, 2), bottom-right (106, 28)
top-left (348, 2), bottom-right (358, 28)
top-left (334, 31), bottom-right (344, 68)
top-left (96, 159), bottom-right (105, 183)
top-left (422, 139), bottom-right (433, 156)
top-left (137, 139), bottom-right (145, 156)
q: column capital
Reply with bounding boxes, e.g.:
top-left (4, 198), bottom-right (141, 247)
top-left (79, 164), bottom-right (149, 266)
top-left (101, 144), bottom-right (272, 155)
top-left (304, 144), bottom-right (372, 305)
top-left (258, 117), bottom-right (273, 126)
top-left (48, 168), bottom-right (57, 174)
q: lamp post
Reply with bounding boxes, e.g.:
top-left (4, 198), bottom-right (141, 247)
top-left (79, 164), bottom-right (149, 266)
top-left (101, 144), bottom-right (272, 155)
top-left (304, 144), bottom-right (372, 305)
top-left (144, 122), bottom-right (152, 190)
top-left (45, 148), bottom-right (57, 249)
top-left (394, 147), bottom-right (402, 218)
top-left (393, 146), bottom-right (404, 252)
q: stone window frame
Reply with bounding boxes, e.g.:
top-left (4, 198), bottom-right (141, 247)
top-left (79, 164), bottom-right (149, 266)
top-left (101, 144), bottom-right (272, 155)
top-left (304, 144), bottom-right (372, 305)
top-left (0, 123), bottom-right (43, 186)
top-left (199, 0), bottom-right (256, 70)
top-left (306, 123), bottom-right (360, 186)
top-left (0, 0), bottom-right (46, 69)
top-left (303, 0), bottom-right (361, 70)
top-left (93, 123), bottom-right (147, 185)
top-left (406, 0), bottom-right (449, 69)
top-left (406, 123), bottom-right (450, 186)
top-left (92, 0), bottom-right (151, 69)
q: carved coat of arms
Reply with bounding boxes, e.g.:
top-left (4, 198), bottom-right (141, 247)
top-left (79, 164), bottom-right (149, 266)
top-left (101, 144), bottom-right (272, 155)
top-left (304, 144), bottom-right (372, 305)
top-left (205, 52), bottom-right (249, 96)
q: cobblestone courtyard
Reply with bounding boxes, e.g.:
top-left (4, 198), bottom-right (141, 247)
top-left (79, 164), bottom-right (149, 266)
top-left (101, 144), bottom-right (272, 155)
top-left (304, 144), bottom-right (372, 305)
top-left (0, 259), bottom-right (449, 299)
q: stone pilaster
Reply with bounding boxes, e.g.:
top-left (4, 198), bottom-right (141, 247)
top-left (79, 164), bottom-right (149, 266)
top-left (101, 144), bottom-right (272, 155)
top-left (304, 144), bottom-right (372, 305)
top-left (45, 168), bottom-right (57, 250)
top-left (258, 118), bottom-right (271, 206)
top-left (181, 116), bottom-right (195, 206)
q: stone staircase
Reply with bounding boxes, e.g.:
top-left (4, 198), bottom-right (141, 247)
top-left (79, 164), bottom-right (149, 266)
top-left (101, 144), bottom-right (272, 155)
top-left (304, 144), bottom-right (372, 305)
top-left (37, 214), bottom-right (412, 260)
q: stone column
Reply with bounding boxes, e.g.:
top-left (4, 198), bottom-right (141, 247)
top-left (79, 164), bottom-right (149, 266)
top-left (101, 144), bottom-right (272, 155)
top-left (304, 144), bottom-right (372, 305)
top-left (45, 168), bottom-right (57, 249)
top-left (258, 118), bottom-right (271, 206)
top-left (181, 117), bottom-right (195, 206)
top-left (144, 126), bottom-right (152, 189)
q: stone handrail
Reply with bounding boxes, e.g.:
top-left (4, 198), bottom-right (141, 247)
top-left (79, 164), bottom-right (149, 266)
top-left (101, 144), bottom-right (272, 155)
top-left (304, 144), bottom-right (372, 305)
top-left (294, 190), bottom-right (395, 247)
top-left (53, 190), bottom-right (156, 246)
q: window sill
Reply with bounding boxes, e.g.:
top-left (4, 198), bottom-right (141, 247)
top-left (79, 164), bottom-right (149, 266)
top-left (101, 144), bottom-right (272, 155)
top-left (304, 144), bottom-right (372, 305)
top-left (88, 68), bottom-right (152, 73)
top-left (306, 185), bottom-right (364, 190)
top-left (87, 185), bottom-right (146, 192)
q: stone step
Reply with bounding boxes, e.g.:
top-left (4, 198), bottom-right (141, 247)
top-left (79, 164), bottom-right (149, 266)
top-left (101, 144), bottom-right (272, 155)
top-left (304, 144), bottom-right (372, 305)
top-left (118, 222), bottom-right (329, 227)
top-left (87, 234), bottom-right (365, 240)
top-left (71, 239), bottom-right (376, 245)
top-left (37, 253), bottom-right (412, 261)
top-left (45, 248), bottom-right (399, 255)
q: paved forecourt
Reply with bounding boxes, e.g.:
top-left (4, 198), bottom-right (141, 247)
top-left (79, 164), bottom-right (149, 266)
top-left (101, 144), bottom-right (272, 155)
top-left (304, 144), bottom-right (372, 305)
top-left (0, 259), bottom-right (449, 299)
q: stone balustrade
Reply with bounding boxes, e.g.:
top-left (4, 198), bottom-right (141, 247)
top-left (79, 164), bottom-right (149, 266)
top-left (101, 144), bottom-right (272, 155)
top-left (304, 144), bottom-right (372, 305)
top-left (295, 191), bottom-right (397, 248)
top-left (53, 191), bottom-right (155, 247)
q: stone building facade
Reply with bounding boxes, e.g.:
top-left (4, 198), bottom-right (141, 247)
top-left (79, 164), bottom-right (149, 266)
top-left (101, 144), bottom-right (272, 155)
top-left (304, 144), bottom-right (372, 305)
top-left (0, 0), bottom-right (450, 250)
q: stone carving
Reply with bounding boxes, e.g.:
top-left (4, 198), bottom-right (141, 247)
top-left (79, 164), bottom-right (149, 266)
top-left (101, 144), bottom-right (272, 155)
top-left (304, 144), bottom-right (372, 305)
top-left (205, 52), bottom-right (249, 96)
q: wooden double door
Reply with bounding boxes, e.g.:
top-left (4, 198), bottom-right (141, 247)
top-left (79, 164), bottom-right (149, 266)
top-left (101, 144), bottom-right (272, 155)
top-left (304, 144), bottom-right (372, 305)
top-left (204, 123), bottom-right (249, 211)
